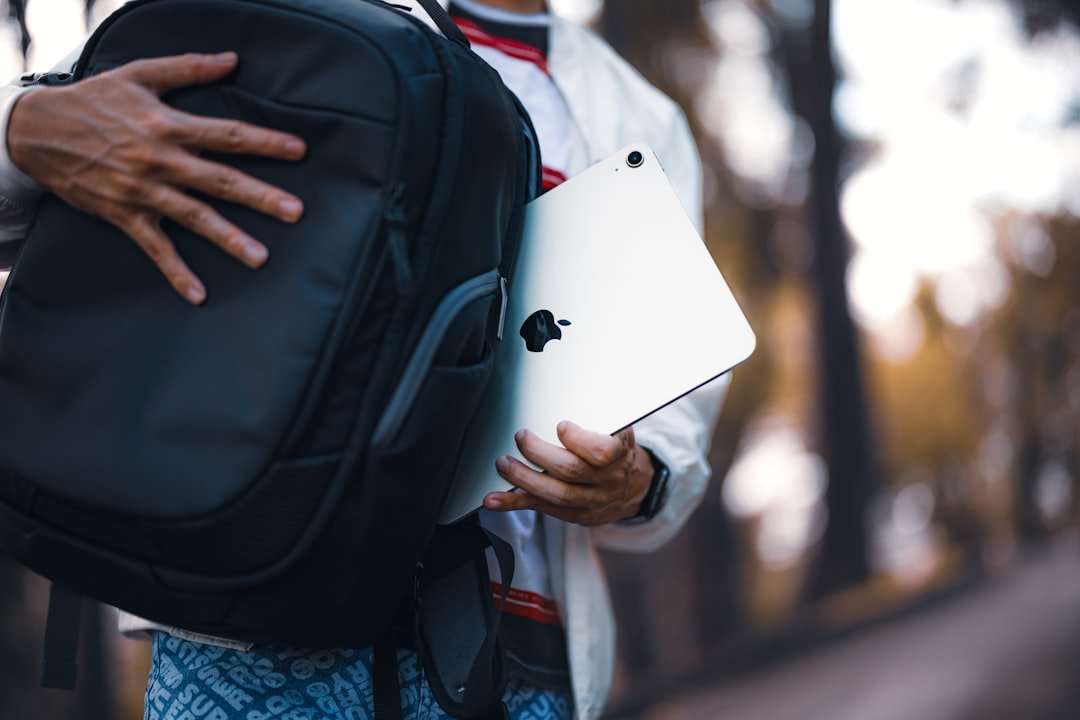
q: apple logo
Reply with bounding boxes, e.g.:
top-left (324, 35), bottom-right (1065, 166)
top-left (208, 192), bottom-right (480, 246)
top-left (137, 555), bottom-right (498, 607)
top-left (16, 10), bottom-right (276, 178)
top-left (519, 310), bottom-right (572, 352)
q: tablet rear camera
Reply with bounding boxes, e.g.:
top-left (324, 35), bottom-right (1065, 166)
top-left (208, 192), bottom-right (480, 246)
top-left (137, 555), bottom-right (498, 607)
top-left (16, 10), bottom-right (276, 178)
top-left (626, 151), bottom-right (644, 168)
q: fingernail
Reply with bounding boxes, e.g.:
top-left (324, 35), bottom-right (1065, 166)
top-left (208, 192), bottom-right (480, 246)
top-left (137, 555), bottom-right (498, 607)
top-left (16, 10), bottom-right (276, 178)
top-left (215, 52), bottom-right (238, 65)
top-left (244, 243), bottom-right (268, 266)
top-left (278, 197), bottom-right (303, 220)
top-left (186, 283), bottom-right (206, 305)
top-left (495, 456), bottom-right (511, 475)
top-left (557, 421), bottom-right (569, 434)
top-left (285, 138), bottom-right (306, 157)
top-left (485, 495), bottom-right (503, 510)
top-left (515, 429), bottom-right (526, 442)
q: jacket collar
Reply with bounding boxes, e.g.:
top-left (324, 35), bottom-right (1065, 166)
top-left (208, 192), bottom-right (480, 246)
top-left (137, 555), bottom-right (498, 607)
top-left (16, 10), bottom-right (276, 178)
top-left (548, 15), bottom-right (599, 162)
top-left (421, 2), bottom-right (597, 161)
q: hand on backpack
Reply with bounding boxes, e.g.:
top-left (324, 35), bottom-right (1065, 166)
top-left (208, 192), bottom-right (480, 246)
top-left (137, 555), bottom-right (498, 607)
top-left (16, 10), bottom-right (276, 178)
top-left (485, 422), bottom-right (655, 527)
top-left (7, 52), bottom-right (307, 305)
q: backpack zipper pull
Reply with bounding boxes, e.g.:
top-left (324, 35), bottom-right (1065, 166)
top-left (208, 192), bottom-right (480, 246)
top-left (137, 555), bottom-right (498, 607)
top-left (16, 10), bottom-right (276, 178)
top-left (497, 274), bottom-right (509, 341)
top-left (385, 184), bottom-right (414, 296)
top-left (20, 71), bottom-right (74, 87)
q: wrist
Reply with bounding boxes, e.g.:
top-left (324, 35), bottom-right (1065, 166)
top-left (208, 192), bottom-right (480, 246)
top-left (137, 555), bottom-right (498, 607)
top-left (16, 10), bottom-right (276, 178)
top-left (619, 446), bottom-right (670, 525)
top-left (628, 445), bottom-right (654, 511)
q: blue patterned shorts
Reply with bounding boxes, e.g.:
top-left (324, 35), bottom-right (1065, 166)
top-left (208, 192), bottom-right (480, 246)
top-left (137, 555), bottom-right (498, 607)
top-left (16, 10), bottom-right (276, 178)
top-left (144, 632), bottom-right (573, 720)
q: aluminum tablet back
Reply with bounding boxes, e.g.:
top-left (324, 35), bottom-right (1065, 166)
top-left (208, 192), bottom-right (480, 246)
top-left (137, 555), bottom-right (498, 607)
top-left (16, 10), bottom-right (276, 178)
top-left (440, 145), bottom-right (756, 524)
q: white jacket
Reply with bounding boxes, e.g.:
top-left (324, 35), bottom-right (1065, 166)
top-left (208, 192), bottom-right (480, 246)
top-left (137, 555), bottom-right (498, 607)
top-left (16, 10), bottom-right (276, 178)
top-left (0, 5), bottom-right (727, 718)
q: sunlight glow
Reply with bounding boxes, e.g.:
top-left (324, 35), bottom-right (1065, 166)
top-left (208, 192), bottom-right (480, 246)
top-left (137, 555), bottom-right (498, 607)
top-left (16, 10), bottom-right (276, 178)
top-left (870, 478), bottom-right (942, 586)
top-left (26, 0), bottom-right (86, 71)
top-left (1035, 460), bottom-right (1073, 525)
top-left (846, 247), bottom-right (920, 327)
top-left (1005, 217), bottom-right (1057, 277)
top-left (723, 418), bottom-right (828, 569)
top-left (699, 0), bottom-right (808, 205)
top-left (835, 0), bottom-right (1080, 331)
top-left (869, 305), bottom-right (926, 363)
top-left (549, 0), bottom-right (601, 26)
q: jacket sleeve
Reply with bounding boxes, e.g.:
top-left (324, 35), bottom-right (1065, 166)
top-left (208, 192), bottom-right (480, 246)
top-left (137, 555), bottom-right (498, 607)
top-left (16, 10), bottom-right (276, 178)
top-left (0, 44), bottom-right (85, 270)
top-left (0, 83), bottom-right (43, 269)
top-left (590, 106), bottom-right (730, 554)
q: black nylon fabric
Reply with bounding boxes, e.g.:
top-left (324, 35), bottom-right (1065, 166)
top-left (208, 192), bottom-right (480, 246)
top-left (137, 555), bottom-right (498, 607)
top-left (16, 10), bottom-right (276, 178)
top-left (0, 0), bottom-right (540, 652)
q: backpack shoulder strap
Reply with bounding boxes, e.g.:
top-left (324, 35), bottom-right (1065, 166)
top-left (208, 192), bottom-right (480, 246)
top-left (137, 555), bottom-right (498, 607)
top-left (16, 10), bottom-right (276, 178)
top-left (415, 518), bottom-right (514, 719)
top-left (41, 583), bottom-right (83, 690)
top-left (411, 0), bottom-right (471, 47)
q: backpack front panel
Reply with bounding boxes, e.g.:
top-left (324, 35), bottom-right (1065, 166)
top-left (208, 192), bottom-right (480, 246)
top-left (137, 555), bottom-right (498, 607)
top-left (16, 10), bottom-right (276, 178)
top-left (0, 0), bottom-right (540, 648)
top-left (0, 0), bottom-right (415, 521)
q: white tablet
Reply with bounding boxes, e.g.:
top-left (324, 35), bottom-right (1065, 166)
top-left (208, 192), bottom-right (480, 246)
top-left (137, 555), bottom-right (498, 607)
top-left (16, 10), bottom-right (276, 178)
top-left (439, 144), bottom-right (756, 524)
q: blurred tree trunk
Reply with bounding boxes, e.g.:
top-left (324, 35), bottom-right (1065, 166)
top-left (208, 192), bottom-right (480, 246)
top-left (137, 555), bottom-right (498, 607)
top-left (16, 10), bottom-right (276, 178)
top-left (775, 0), bottom-right (879, 599)
top-left (1010, 0), bottom-right (1080, 33)
top-left (0, 559), bottom-right (27, 717)
top-left (7, 0), bottom-right (30, 66)
top-left (2, 1), bottom-right (102, 67)
top-left (1011, 0), bottom-right (1080, 549)
top-left (1013, 306), bottom-right (1047, 544)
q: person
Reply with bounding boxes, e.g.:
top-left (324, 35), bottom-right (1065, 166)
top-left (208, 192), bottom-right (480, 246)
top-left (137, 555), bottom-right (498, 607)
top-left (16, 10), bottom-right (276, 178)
top-left (0, 1), bottom-right (728, 718)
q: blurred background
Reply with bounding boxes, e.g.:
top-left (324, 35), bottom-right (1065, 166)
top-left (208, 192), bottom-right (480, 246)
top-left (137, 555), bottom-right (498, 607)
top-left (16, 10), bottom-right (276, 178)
top-left (2, 0), bottom-right (1080, 718)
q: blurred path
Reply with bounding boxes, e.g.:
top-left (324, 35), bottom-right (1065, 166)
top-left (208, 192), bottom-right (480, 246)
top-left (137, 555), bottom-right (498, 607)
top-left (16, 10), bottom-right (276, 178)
top-left (627, 539), bottom-right (1080, 720)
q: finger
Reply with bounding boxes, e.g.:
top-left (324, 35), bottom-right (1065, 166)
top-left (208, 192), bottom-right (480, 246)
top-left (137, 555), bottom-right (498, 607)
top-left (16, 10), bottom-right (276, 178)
top-left (151, 187), bottom-right (268, 268)
top-left (169, 111), bottom-right (307, 161)
top-left (556, 421), bottom-right (628, 468)
top-left (120, 213), bottom-right (206, 305)
top-left (121, 52), bottom-right (239, 94)
top-left (514, 429), bottom-right (595, 484)
top-left (167, 153), bottom-right (304, 223)
top-left (483, 491), bottom-right (525, 512)
top-left (494, 456), bottom-right (601, 508)
top-left (484, 491), bottom-right (593, 525)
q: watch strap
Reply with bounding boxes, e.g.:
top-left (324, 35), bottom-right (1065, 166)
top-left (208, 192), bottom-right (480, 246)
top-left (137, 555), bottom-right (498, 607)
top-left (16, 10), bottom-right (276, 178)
top-left (625, 446), bottom-right (670, 524)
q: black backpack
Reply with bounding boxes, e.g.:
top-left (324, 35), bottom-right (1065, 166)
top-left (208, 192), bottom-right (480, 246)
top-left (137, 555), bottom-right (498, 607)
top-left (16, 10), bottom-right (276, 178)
top-left (0, 0), bottom-right (540, 716)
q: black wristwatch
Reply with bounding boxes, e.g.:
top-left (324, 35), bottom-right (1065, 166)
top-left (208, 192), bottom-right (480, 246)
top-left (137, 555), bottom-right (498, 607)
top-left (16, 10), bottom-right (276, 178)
top-left (622, 446), bottom-right (670, 525)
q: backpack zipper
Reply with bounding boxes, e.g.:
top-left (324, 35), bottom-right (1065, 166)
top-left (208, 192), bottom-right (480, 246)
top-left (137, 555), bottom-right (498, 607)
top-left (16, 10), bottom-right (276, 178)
top-left (371, 269), bottom-right (501, 448)
top-left (385, 183), bottom-right (414, 297)
top-left (19, 71), bottom-right (74, 87)
top-left (277, 13), bottom-right (419, 455)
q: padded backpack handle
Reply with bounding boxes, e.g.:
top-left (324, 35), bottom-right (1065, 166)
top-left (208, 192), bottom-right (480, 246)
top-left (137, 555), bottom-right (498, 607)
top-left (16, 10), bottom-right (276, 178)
top-left (412, 0), bottom-right (471, 47)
